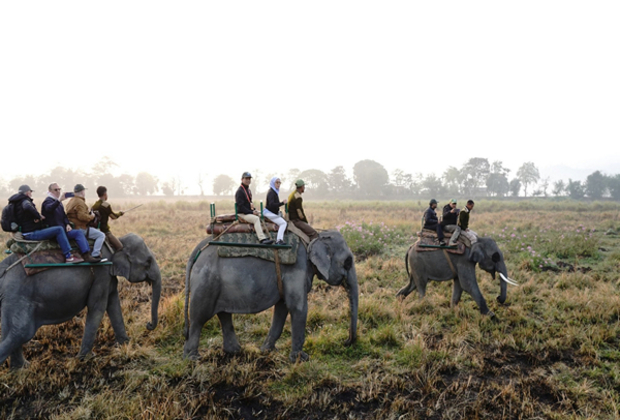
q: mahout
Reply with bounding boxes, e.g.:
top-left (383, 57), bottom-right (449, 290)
top-left (0, 233), bottom-right (161, 369)
top-left (183, 231), bottom-right (358, 362)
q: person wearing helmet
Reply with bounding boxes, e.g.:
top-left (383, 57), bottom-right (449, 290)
top-left (423, 198), bottom-right (446, 246)
top-left (287, 179), bottom-right (318, 241)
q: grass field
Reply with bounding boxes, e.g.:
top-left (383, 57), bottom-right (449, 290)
top-left (1, 199), bottom-right (620, 419)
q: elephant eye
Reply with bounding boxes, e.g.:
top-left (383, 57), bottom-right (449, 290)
top-left (344, 256), bottom-right (353, 271)
top-left (492, 252), bottom-right (500, 263)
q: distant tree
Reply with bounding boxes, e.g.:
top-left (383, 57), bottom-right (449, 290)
top-left (329, 166), bottom-right (352, 194)
top-left (9, 175), bottom-right (41, 195)
top-left (197, 173), bottom-right (208, 196)
top-left (287, 168), bottom-right (301, 190)
top-left (552, 180), bottom-right (566, 197)
top-left (353, 160), bottom-right (389, 197)
top-left (161, 181), bottom-right (175, 197)
top-left (135, 172), bottom-right (159, 196)
top-left (391, 169), bottom-right (414, 197)
top-left (516, 162), bottom-right (540, 197)
top-left (442, 166), bottom-right (462, 196)
top-left (92, 156), bottom-right (119, 175)
top-left (486, 173), bottom-right (510, 197)
top-left (509, 178), bottom-right (521, 197)
top-left (298, 169), bottom-right (329, 197)
top-left (607, 174), bottom-right (620, 201)
top-left (540, 177), bottom-right (550, 197)
top-left (212, 174), bottom-right (236, 196)
top-left (117, 174), bottom-right (136, 196)
top-left (43, 166), bottom-right (81, 193)
top-left (460, 158), bottom-right (490, 196)
top-left (421, 174), bottom-right (444, 198)
top-left (585, 170), bottom-right (606, 199)
top-left (566, 179), bottom-right (585, 200)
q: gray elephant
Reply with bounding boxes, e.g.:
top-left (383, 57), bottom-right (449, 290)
top-left (183, 231), bottom-right (358, 362)
top-left (397, 237), bottom-right (517, 316)
top-left (0, 233), bottom-right (161, 369)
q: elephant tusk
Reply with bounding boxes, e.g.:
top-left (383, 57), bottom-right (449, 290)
top-left (500, 273), bottom-right (519, 286)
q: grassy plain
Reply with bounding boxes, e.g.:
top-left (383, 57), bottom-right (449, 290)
top-left (1, 198), bottom-right (620, 419)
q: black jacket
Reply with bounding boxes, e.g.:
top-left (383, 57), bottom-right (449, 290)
top-left (42, 196), bottom-right (70, 228)
top-left (441, 204), bottom-right (459, 226)
top-left (265, 189), bottom-right (283, 214)
top-left (235, 184), bottom-right (254, 215)
top-left (9, 193), bottom-right (43, 233)
top-left (423, 206), bottom-right (439, 228)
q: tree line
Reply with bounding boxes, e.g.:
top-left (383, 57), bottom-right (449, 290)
top-left (2, 157), bottom-right (620, 201)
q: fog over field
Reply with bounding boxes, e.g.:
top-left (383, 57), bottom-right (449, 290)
top-left (1, 1), bottom-right (619, 195)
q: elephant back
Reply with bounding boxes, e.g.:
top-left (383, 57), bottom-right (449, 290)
top-left (215, 232), bottom-right (301, 264)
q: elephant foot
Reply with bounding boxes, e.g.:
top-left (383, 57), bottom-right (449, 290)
top-left (77, 351), bottom-right (96, 361)
top-left (223, 343), bottom-right (242, 354)
top-left (396, 288), bottom-right (410, 299)
top-left (10, 359), bottom-right (30, 370)
top-left (183, 352), bottom-right (200, 362)
top-left (260, 343), bottom-right (276, 353)
top-left (486, 311), bottom-right (497, 320)
top-left (116, 336), bottom-right (130, 346)
top-left (496, 296), bottom-right (508, 306)
top-left (289, 351), bottom-right (309, 363)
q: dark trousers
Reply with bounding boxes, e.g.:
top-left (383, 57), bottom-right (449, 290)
top-left (291, 220), bottom-right (319, 241)
top-left (424, 223), bottom-right (444, 240)
top-left (105, 231), bottom-right (124, 251)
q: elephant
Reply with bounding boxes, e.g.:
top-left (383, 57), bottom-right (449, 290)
top-left (183, 231), bottom-right (358, 362)
top-left (0, 233), bottom-right (161, 369)
top-left (396, 236), bottom-right (517, 316)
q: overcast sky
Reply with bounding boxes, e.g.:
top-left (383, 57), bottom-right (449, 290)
top-left (1, 1), bottom-right (618, 194)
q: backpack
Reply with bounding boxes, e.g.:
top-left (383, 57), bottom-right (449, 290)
top-left (1, 202), bottom-right (19, 232)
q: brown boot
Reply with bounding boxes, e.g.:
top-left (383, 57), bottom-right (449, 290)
top-left (82, 252), bottom-right (102, 263)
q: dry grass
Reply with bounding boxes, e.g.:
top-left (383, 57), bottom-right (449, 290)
top-left (2, 199), bottom-right (620, 419)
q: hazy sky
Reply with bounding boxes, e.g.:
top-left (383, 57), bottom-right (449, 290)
top-left (1, 1), bottom-right (619, 193)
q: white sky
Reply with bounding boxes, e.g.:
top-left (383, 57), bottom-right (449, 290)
top-left (1, 1), bottom-right (619, 194)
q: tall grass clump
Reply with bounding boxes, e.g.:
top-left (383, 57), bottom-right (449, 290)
top-left (337, 220), bottom-right (411, 258)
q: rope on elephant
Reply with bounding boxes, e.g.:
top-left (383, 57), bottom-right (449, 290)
top-left (4, 241), bottom-right (44, 274)
top-left (442, 249), bottom-right (457, 278)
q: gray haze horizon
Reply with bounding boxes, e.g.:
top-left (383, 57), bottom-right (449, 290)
top-left (2, 2), bottom-right (618, 195)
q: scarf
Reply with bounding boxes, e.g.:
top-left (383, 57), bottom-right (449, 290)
top-left (270, 177), bottom-right (280, 194)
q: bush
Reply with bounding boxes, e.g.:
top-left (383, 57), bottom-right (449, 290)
top-left (337, 220), bottom-right (409, 258)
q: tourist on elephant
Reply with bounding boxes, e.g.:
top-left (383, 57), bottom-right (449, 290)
top-left (235, 172), bottom-right (273, 244)
top-left (92, 186), bottom-right (125, 251)
top-left (441, 198), bottom-right (461, 246)
top-left (9, 184), bottom-right (80, 263)
top-left (42, 183), bottom-right (100, 262)
top-left (423, 199), bottom-right (446, 246)
top-left (263, 177), bottom-right (287, 245)
top-left (66, 184), bottom-right (106, 259)
top-left (287, 179), bottom-right (318, 241)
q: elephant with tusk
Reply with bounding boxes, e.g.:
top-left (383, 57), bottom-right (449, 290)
top-left (0, 233), bottom-right (161, 369)
top-left (397, 236), bottom-right (518, 317)
top-left (183, 231), bottom-right (359, 362)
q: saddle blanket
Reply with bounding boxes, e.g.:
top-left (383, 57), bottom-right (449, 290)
top-left (6, 237), bottom-right (96, 255)
top-left (215, 232), bottom-right (299, 265)
top-left (18, 249), bottom-right (84, 276)
top-left (207, 221), bottom-right (279, 235)
top-left (414, 231), bottom-right (466, 255)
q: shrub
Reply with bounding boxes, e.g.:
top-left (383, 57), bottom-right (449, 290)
top-left (337, 220), bottom-right (410, 258)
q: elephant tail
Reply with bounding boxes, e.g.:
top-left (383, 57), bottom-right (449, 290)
top-left (405, 244), bottom-right (413, 278)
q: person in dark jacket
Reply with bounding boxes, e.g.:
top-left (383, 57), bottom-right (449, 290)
top-left (91, 186), bottom-right (124, 251)
top-left (235, 172), bottom-right (273, 244)
top-left (262, 177), bottom-right (287, 245)
top-left (441, 198), bottom-right (460, 246)
top-left (423, 198), bottom-right (446, 246)
top-left (10, 184), bottom-right (80, 263)
top-left (42, 183), bottom-right (100, 262)
top-left (456, 200), bottom-right (478, 244)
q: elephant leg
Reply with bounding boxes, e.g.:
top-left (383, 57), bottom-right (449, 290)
top-left (78, 279), bottom-right (110, 358)
top-left (261, 301), bottom-right (289, 353)
top-left (460, 279), bottom-right (493, 316)
top-left (106, 284), bottom-right (129, 345)
top-left (396, 272), bottom-right (417, 298)
top-left (451, 278), bottom-right (463, 308)
top-left (217, 312), bottom-right (241, 354)
top-left (1, 307), bottom-right (37, 369)
top-left (288, 301), bottom-right (309, 362)
top-left (183, 301), bottom-right (216, 360)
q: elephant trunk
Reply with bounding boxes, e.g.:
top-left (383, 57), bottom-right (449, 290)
top-left (147, 267), bottom-right (161, 331)
top-left (344, 266), bottom-right (359, 346)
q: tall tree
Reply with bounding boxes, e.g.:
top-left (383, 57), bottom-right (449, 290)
top-left (509, 178), bottom-right (521, 197)
top-left (212, 174), bottom-right (236, 196)
top-left (135, 172), bottom-right (158, 196)
top-left (297, 169), bottom-right (329, 197)
top-left (516, 162), bottom-right (540, 197)
top-left (353, 159), bottom-right (389, 197)
top-left (566, 179), bottom-right (585, 199)
top-left (460, 158), bottom-right (490, 196)
top-left (422, 174), bottom-right (444, 198)
top-left (442, 166), bottom-right (462, 196)
top-left (585, 170), bottom-right (606, 199)
top-left (607, 174), bottom-right (620, 201)
top-left (329, 166), bottom-right (352, 194)
top-left (552, 180), bottom-right (566, 197)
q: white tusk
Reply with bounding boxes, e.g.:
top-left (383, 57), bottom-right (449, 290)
top-left (500, 273), bottom-right (519, 286)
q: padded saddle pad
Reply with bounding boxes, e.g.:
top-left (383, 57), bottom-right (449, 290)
top-left (215, 232), bottom-right (299, 265)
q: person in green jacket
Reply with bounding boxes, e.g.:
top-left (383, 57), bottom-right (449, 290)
top-left (456, 200), bottom-right (477, 245)
top-left (287, 179), bottom-right (318, 241)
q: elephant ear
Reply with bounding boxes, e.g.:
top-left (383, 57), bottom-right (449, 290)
top-left (111, 251), bottom-right (131, 278)
top-left (309, 239), bottom-right (331, 281)
top-left (468, 243), bottom-right (486, 264)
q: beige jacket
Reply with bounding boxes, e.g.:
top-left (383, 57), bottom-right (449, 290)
top-left (65, 196), bottom-right (94, 230)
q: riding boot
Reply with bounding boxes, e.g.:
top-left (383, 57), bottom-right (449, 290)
top-left (82, 252), bottom-right (102, 263)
